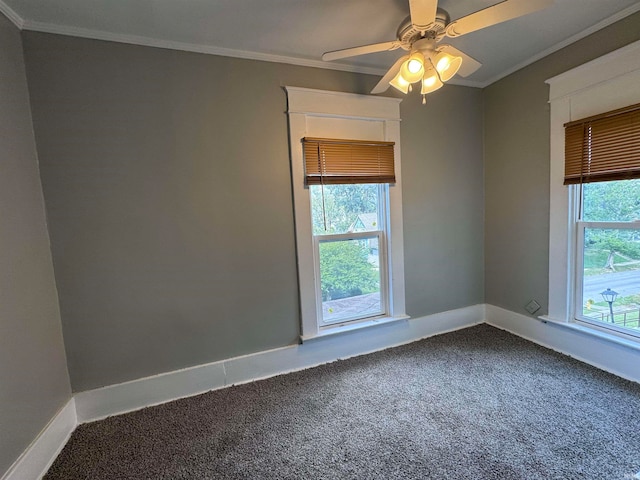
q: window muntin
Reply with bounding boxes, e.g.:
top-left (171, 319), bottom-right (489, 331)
top-left (310, 183), bottom-right (389, 326)
top-left (575, 179), bottom-right (640, 337)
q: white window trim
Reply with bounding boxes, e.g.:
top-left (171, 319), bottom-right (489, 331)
top-left (285, 86), bottom-right (408, 341)
top-left (545, 40), bottom-right (640, 339)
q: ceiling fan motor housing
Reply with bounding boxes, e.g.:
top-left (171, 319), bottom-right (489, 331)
top-left (397, 8), bottom-right (450, 48)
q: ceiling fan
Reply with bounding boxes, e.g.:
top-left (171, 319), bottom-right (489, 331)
top-left (322, 0), bottom-right (553, 103)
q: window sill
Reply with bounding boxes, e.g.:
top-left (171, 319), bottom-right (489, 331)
top-left (300, 314), bottom-right (410, 343)
top-left (538, 315), bottom-right (640, 352)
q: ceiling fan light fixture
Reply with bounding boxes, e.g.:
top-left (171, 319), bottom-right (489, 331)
top-left (420, 69), bottom-right (444, 94)
top-left (434, 51), bottom-right (462, 82)
top-left (324, 0), bottom-right (555, 104)
top-left (407, 58), bottom-right (422, 74)
top-left (399, 51), bottom-right (425, 84)
top-left (389, 71), bottom-right (411, 94)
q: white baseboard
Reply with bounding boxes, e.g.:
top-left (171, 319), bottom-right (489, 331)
top-left (1, 398), bottom-right (77, 480)
top-left (75, 304), bottom-right (485, 423)
top-left (486, 304), bottom-right (640, 383)
top-left (10, 303), bottom-right (640, 480)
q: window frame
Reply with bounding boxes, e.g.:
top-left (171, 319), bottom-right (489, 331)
top-left (546, 39), bottom-right (640, 345)
top-left (311, 183), bottom-right (390, 327)
top-left (285, 87), bottom-right (408, 341)
top-left (573, 217), bottom-right (640, 339)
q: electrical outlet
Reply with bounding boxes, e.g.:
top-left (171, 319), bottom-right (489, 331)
top-left (525, 300), bottom-right (541, 315)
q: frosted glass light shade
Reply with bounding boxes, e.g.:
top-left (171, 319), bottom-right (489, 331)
top-left (399, 52), bottom-right (425, 84)
top-left (434, 52), bottom-right (462, 82)
top-left (421, 66), bottom-right (443, 94)
top-left (389, 71), bottom-right (411, 94)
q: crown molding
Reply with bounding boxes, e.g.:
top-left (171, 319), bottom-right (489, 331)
top-left (20, 19), bottom-right (391, 76)
top-left (0, 0), bottom-right (24, 29)
top-left (479, 2), bottom-right (640, 87)
top-left (20, 18), bottom-right (488, 88)
top-left (20, 18), bottom-right (485, 89)
top-left (11, 1), bottom-right (640, 89)
top-left (446, 77), bottom-right (485, 88)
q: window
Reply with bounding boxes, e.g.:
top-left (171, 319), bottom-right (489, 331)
top-left (575, 179), bottom-right (640, 337)
top-left (311, 183), bottom-right (388, 325)
top-left (567, 103), bottom-right (640, 338)
top-left (546, 40), bottom-right (640, 336)
top-left (285, 87), bottom-right (407, 340)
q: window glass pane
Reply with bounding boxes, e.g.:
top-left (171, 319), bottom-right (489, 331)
top-left (310, 184), bottom-right (380, 235)
top-left (318, 238), bottom-right (382, 324)
top-left (581, 227), bottom-right (640, 334)
top-left (582, 178), bottom-right (640, 221)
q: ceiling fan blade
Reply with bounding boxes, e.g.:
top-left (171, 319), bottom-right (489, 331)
top-left (409, 0), bottom-right (438, 32)
top-left (322, 41), bottom-right (401, 61)
top-left (438, 45), bottom-right (482, 77)
top-left (371, 55), bottom-right (408, 94)
top-left (445, 0), bottom-right (553, 38)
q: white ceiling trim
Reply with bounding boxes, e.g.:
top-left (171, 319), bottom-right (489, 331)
top-left (18, 17), bottom-right (486, 88)
top-left (0, 0), bottom-right (24, 29)
top-left (20, 18), bottom-right (391, 76)
top-left (3, 1), bottom-right (637, 89)
top-left (480, 2), bottom-right (640, 87)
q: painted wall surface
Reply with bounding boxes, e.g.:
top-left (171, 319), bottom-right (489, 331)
top-left (401, 86), bottom-right (484, 315)
top-left (22, 32), bottom-right (485, 391)
top-left (483, 12), bottom-right (640, 316)
top-left (0, 14), bottom-right (71, 476)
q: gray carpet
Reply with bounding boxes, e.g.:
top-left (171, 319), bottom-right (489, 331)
top-left (45, 324), bottom-right (640, 479)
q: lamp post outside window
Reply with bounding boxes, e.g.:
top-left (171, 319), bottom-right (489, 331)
top-left (601, 288), bottom-right (618, 324)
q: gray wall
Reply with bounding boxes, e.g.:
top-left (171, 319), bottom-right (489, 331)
top-left (0, 15), bottom-right (71, 476)
top-left (22, 32), bottom-right (484, 392)
top-left (484, 12), bottom-right (640, 316)
top-left (402, 86), bottom-right (484, 315)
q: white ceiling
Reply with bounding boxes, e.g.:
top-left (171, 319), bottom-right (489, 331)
top-left (2, 0), bottom-right (640, 87)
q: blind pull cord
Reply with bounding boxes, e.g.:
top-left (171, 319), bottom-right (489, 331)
top-left (318, 143), bottom-right (328, 232)
top-left (578, 183), bottom-right (584, 220)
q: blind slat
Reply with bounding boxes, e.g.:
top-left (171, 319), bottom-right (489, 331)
top-left (564, 103), bottom-right (640, 185)
top-left (302, 137), bottom-right (396, 185)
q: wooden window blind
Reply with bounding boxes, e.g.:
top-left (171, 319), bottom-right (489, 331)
top-left (564, 103), bottom-right (640, 185)
top-left (302, 137), bottom-right (395, 185)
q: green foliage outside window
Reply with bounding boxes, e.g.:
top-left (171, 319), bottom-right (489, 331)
top-left (319, 241), bottom-right (379, 301)
top-left (583, 179), bottom-right (640, 273)
top-left (310, 183), bottom-right (381, 302)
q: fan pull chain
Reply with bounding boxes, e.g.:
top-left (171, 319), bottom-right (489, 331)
top-left (422, 95), bottom-right (426, 105)
top-left (408, 84), bottom-right (412, 93)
